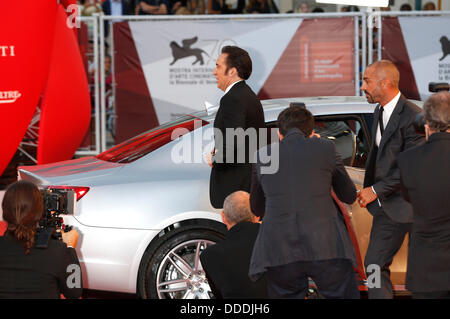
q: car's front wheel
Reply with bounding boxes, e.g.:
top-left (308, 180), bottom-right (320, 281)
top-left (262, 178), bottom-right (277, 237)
top-left (137, 222), bottom-right (226, 299)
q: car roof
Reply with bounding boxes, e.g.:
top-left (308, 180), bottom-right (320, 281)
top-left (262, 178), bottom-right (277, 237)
top-left (260, 96), bottom-right (376, 122)
top-left (194, 96), bottom-right (378, 123)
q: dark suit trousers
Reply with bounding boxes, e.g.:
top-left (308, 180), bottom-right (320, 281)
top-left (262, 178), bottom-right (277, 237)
top-left (266, 259), bottom-right (359, 299)
top-left (364, 205), bottom-right (411, 299)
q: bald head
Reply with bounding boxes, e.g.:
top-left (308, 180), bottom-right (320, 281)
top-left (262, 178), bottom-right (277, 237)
top-left (222, 191), bottom-right (254, 228)
top-left (361, 60), bottom-right (401, 106)
top-left (368, 60), bottom-right (400, 89)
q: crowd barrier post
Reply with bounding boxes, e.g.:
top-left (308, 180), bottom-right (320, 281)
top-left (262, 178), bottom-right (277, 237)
top-left (99, 14), bottom-right (106, 153)
top-left (74, 15), bottom-right (101, 156)
top-left (354, 14), bottom-right (360, 96)
top-left (361, 10), bottom-right (367, 84)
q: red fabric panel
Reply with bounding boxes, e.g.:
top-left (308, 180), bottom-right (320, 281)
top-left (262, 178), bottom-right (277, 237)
top-left (0, 1), bottom-right (57, 176)
top-left (78, 22), bottom-right (92, 149)
top-left (37, 5), bottom-right (91, 164)
top-left (381, 17), bottom-right (420, 101)
top-left (113, 22), bottom-right (159, 144)
top-left (78, 22), bottom-right (90, 74)
top-left (258, 18), bottom-right (355, 100)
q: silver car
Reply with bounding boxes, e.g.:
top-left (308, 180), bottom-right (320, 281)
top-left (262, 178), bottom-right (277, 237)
top-left (16, 96), bottom-right (415, 298)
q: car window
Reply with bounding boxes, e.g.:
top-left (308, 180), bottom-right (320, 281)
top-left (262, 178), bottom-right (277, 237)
top-left (314, 117), bottom-right (370, 168)
top-left (266, 115), bottom-right (370, 169)
top-left (97, 116), bottom-right (208, 164)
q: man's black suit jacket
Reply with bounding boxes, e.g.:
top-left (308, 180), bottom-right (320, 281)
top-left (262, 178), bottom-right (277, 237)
top-left (0, 233), bottom-right (82, 299)
top-left (102, 0), bottom-right (131, 37)
top-left (102, 0), bottom-right (131, 15)
top-left (209, 81), bottom-right (266, 209)
top-left (249, 129), bottom-right (357, 281)
top-left (364, 96), bottom-right (424, 223)
top-left (398, 132), bottom-right (450, 292)
top-left (200, 222), bottom-right (268, 299)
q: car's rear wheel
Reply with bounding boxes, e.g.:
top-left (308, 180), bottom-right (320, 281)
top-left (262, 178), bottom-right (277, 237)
top-left (137, 222), bottom-right (226, 299)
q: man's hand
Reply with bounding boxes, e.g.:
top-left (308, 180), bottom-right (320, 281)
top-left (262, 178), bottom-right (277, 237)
top-left (356, 187), bottom-right (378, 208)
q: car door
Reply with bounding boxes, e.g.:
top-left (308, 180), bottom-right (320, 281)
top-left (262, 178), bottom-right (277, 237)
top-left (314, 114), bottom-right (408, 291)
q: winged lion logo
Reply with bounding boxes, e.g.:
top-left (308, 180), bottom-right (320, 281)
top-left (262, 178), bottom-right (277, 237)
top-left (169, 37), bottom-right (209, 66)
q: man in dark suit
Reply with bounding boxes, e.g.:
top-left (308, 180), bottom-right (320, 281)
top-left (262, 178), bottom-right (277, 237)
top-left (398, 91), bottom-right (450, 299)
top-left (249, 106), bottom-right (359, 299)
top-left (200, 191), bottom-right (268, 299)
top-left (357, 60), bottom-right (425, 299)
top-left (102, 0), bottom-right (132, 15)
top-left (102, 0), bottom-right (131, 37)
top-left (207, 46), bottom-right (266, 209)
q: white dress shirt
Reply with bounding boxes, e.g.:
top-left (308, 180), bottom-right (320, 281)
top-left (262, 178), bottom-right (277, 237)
top-left (111, 0), bottom-right (123, 16)
top-left (375, 91), bottom-right (401, 147)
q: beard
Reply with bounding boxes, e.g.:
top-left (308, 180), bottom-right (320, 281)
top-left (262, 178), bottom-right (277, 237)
top-left (364, 91), bottom-right (375, 103)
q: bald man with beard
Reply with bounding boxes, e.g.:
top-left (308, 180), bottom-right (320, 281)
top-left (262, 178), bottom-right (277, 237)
top-left (358, 60), bottom-right (424, 299)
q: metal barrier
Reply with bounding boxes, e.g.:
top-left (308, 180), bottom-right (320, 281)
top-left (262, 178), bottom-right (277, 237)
top-left (75, 15), bottom-right (101, 156)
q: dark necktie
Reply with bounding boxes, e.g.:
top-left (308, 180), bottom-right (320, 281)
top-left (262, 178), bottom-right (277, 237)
top-left (378, 105), bottom-right (384, 136)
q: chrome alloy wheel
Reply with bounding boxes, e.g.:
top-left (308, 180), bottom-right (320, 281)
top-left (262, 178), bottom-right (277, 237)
top-left (156, 239), bottom-right (214, 299)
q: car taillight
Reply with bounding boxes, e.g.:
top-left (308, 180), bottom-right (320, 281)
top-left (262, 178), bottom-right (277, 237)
top-left (74, 187), bottom-right (90, 201)
top-left (46, 186), bottom-right (90, 201)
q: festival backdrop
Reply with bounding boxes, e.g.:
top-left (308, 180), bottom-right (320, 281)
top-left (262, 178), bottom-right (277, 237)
top-left (382, 15), bottom-right (450, 101)
top-left (113, 17), bottom-right (356, 143)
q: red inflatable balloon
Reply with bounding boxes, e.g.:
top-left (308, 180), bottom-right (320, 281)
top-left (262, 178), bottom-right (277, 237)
top-left (0, 1), bottom-right (91, 175)
top-left (37, 5), bottom-right (91, 164)
top-left (0, 1), bottom-right (57, 175)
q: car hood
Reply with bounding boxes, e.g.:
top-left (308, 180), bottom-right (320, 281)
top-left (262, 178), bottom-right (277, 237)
top-left (18, 156), bottom-right (124, 186)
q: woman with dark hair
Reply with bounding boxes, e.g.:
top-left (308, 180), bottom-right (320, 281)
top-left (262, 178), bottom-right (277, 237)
top-left (0, 181), bottom-right (82, 299)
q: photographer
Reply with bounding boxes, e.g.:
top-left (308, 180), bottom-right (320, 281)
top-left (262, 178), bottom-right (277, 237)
top-left (398, 91), bottom-right (450, 299)
top-left (0, 181), bottom-right (82, 299)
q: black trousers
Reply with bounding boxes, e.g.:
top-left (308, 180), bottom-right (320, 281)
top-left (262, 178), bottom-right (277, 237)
top-left (266, 259), bottom-right (360, 299)
top-left (364, 206), bottom-right (411, 299)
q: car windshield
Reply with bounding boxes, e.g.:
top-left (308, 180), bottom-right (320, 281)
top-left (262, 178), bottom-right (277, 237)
top-left (96, 115), bottom-right (209, 164)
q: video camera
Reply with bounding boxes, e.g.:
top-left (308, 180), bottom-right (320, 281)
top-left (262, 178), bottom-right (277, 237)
top-left (35, 188), bottom-right (76, 249)
top-left (413, 82), bottom-right (449, 135)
